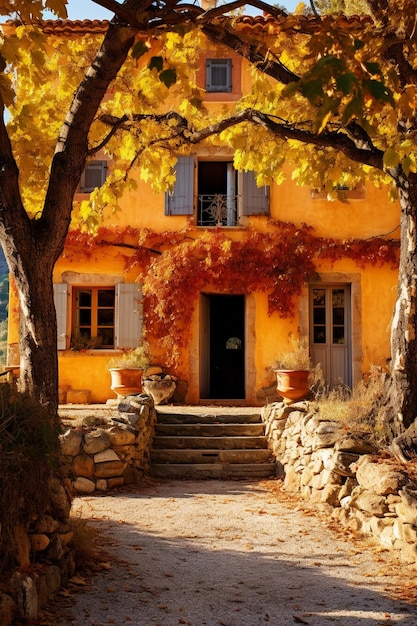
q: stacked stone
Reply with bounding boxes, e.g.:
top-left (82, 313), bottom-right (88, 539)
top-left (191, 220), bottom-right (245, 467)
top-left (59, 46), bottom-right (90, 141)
top-left (60, 394), bottom-right (156, 494)
top-left (262, 401), bottom-right (417, 566)
top-left (0, 477), bottom-right (75, 625)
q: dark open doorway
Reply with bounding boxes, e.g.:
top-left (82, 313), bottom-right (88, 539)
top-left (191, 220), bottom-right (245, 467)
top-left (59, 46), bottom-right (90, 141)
top-left (200, 294), bottom-right (245, 400)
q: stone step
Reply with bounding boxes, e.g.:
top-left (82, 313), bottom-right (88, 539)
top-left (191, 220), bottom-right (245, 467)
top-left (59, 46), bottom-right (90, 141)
top-left (152, 435), bottom-right (269, 450)
top-left (156, 412), bottom-right (263, 425)
top-left (151, 462), bottom-right (277, 479)
top-left (154, 423), bottom-right (265, 437)
top-left (151, 407), bottom-right (276, 480)
top-left (151, 448), bottom-right (274, 464)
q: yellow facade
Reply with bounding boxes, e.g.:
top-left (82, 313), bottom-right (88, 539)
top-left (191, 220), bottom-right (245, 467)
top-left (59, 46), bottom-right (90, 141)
top-left (7, 21), bottom-right (401, 406)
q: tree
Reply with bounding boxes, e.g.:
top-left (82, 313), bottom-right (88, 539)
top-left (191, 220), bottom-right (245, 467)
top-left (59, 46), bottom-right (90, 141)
top-left (190, 0), bottom-right (417, 446)
top-left (0, 0), bottom-right (234, 414)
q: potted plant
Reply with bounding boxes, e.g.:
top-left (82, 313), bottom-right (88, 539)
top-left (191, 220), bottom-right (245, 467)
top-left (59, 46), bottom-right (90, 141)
top-left (108, 345), bottom-right (151, 398)
top-left (273, 335), bottom-right (312, 404)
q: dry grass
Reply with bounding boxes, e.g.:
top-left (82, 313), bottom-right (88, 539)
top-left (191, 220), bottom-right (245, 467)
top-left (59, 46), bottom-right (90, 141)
top-left (311, 366), bottom-right (390, 447)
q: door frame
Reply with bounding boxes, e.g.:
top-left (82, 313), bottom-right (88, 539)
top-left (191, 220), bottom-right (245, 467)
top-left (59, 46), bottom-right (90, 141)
top-left (299, 272), bottom-right (363, 389)
top-left (190, 292), bottom-right (257, 405)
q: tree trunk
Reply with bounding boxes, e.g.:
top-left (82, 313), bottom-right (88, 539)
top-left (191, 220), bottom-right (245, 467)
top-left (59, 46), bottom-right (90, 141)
top-left (388, 170), bottom-right (417, 438)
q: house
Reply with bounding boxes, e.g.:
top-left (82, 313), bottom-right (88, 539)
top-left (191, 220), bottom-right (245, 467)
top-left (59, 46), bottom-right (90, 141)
top-left (6, 16), bottom-right (400, 405)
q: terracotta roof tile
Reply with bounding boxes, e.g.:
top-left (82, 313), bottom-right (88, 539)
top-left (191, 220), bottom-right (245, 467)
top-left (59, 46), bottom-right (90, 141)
top-left (38, 13), bottom-right (373, 36)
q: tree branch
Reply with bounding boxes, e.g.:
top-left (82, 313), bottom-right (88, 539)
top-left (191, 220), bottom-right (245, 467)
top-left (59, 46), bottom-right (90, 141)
top-left (100, 108), bottom-right (385, 171)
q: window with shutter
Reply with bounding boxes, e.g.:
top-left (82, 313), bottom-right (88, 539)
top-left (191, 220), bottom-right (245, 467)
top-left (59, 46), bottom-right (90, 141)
top-left (166, 159), bottom-right (269, 225)
top-left (72, 287), bottom-right (115, 349)
top-left (165, 157), bottom-right (194, 215)
top-left (79, 160), bottom-right (107, 193)
top-left (206, 59), bottom-right (232, 92)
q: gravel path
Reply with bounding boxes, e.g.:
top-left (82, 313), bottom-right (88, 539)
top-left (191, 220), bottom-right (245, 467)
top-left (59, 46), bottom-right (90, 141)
top-left (49, 478), bottom-right (417, 626)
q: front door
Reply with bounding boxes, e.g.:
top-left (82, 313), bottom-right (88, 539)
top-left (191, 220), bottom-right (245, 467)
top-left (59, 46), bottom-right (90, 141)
top-left (310, 285), bottom-right (352, 388)
top-left (199, 294), bottom-right (245, 399)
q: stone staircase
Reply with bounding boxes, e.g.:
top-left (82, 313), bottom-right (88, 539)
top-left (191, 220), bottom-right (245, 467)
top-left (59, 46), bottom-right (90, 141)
top-left (150, 407), bottom-right (276, 479)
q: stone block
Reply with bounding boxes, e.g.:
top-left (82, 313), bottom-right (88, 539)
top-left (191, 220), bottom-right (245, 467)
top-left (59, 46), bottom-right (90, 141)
top-left (83, 430), bottom-right (110, 455)
top-left (393, 518), bottom-right (417, 544)
top-left (73, 477), bottom-right (95, 494)
top-left (73, 454), bottom-right (95, 477)
top-left (94, 449), bottom-right (120, 463)
top-left (59, 429), bottom-right (83, 456)
top-left (31, 534), bottom-right (50, 552)
top-left (107, 476), bottom-right (125, 489)
top-left (356, 461), bottom-right (407, 495)
top-left (94, 460), bottom-right (126, 478)
top-left (106, 425), bottom-right (136, 446)
top-left (66, 389), bottom-right (91, 404)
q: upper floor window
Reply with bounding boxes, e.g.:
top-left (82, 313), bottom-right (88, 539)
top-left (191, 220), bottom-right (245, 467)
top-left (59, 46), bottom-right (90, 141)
top-left (165, 157), bottom-right (270, 226)
top-left (206, 59), bottom-right (232, 92)
top-left (79, 160), bottom-right (107, 193)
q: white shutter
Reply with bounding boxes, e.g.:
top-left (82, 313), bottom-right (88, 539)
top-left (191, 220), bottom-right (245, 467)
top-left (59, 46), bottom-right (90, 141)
top-left (241, 171), bottom-right (270, 215)
top-left (115, 283), bottom-right (143, 349)
top-left (165, 157), bottom-right (194, 215)
top-left (54, 283), bottom-right (68, 350)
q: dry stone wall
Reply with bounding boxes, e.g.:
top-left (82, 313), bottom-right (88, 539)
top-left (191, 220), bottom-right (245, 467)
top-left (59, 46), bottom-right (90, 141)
top-left (60, 394), bottom-right (156, 494)
top-left (262, 401), bottom-right (417, 566)
top-left (0, 395), bottom-right (156, 626)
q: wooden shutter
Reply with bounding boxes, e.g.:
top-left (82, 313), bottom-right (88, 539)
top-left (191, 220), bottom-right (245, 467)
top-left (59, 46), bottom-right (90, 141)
top-left (79, 160), bottom-right (107, 192)
top-left (54, 283), bottom-right (68, 350)
top-left (165, 157), bottom-right (194, 215)
top-left (206, 59), bottom-right (232, 92)
top-left (115, 283), bottom-right (143, 349)
top-left (241, 171), bottom-right (270, 215)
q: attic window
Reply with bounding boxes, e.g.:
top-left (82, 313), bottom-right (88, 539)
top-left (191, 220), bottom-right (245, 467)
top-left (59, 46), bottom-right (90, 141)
top-left (206, 59), bottom-right (232, 92)
top-left (79, 160), bottom-right (107, 193)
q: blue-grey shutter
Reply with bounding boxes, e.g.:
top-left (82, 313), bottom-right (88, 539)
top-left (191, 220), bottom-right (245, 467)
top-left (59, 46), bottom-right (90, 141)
top-left (115, 283), bottom-right (143, 349)
top-left (54, 284), bottom-right (68, 350)
top-left (241, 171), bottom-right (270, 215)
top-left (80, 160), bottom-right (107, 192)
top-left (165, 156), bottom-right (194, 215)
top-left (206, 59), bottom-right (232, 92)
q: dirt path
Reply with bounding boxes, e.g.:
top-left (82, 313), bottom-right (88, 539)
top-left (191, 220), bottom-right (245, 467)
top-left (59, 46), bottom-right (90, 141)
top-left (49, 478), bottom-right (417, 626)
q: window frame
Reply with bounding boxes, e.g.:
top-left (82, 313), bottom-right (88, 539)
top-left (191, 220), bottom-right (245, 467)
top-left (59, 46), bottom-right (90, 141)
top-left (72, 286), bottom-right (116, 349)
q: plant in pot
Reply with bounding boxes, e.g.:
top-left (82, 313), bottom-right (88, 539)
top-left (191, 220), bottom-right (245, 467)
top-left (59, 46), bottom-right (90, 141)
top-left (273, 335), bottom-right (312, 404)
top-left (108, 345), bottom-right (151, 398)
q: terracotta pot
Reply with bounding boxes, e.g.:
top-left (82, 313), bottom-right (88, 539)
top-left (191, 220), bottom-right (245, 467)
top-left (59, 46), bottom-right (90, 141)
top-left (109, 368), bottom-right (143, 398)
top-left (276, 370), bottom-right (310, 404)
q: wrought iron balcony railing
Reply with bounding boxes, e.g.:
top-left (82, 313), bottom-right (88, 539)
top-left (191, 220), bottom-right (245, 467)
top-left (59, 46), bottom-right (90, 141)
top-left (197, 194), bottom-right (238, 227)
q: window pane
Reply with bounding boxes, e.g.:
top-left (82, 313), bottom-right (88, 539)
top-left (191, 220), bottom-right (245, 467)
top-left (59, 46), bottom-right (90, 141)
top-left (333, 327), bottom-right (345, 344)
top-left (98, 328), bottom-right (114, 347)
top-left (313, 289), bottom-right (326, 306)
top-left (79, 310), bottom-right (91, 326)
top-left (98, 289), bottom-right (115, 307)
top-left (314, 328), bottom-right (326, 343)
top-left (78, 290), bottom-right (92, 307)
top-left (97, 309), bottom-right (114, 326)
top-left (313, 309), bottom-right (326, 325)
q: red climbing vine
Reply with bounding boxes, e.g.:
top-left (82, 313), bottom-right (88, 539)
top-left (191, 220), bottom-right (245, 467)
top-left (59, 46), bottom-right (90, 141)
top-left (64, 221), bottom-right (398, 367)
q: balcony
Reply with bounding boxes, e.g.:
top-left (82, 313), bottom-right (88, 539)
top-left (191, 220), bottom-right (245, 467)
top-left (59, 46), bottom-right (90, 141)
top-left (197, 193), bottom-right (238, 227)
